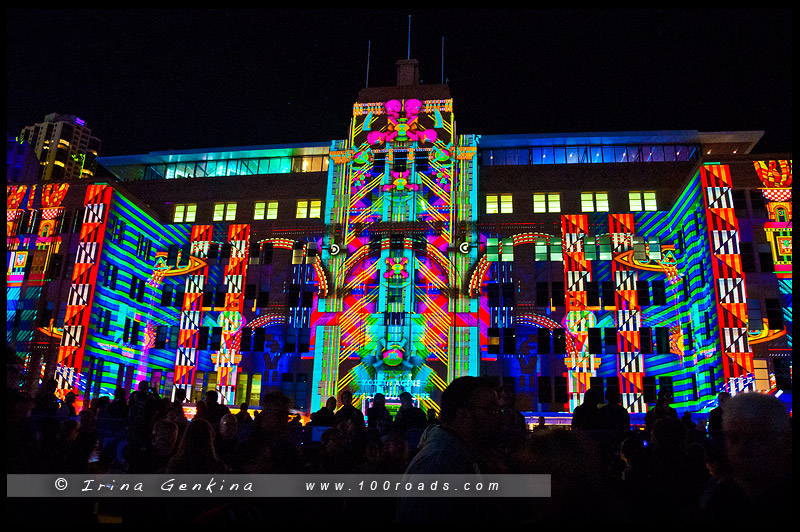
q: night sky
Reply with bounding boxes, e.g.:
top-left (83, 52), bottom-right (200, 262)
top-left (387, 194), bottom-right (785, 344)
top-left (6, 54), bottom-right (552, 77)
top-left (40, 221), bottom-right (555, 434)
top-left (6, 9), bottom-right (792, 157)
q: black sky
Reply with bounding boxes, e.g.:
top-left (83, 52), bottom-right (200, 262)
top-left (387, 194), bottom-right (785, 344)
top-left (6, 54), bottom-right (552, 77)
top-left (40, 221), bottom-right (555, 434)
top-left (6, 8), bottom-right (792, 157)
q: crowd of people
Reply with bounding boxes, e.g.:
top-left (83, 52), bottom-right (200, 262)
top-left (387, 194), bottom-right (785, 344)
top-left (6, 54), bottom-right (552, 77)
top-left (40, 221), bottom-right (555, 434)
top-left (7, 348), bottom-right (792, 523)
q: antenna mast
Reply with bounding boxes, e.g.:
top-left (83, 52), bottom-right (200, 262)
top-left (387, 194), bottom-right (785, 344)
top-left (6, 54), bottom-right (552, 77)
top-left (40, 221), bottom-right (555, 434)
top-left (365, 40), bottom-right (371, 88)
top-left (407, 15), bottom-right (411, 59)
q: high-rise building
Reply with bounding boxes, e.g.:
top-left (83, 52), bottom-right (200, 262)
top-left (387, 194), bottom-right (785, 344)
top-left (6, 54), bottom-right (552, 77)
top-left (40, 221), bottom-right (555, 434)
top-left (7, 60), bottom-right (791, 420)
top-left (18, 113), bottom-right (101, 181)
top-left (6, 133), bottom-right (40, 183)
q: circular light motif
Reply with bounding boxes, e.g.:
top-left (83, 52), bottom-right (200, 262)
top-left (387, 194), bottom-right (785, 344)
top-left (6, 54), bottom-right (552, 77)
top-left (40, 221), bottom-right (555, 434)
top-left (565, 310), bottom-right (596, 333)
top-left (382, 348), bottom-right (404, 366)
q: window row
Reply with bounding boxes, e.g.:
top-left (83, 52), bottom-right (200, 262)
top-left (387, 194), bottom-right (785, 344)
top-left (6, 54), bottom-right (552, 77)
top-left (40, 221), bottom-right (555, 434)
top-left (532, 326), bottom-right (676, 355)
top-left (494, 235), bottom-right (664, 263)
top-left (173, 199), bottom-right (321, 223)
top-left (479, 143), bottom-right (698, 166)
top-left (531, 280), bottom-right (668, 307)
top-left (143, 154), bottom-right (329, 180)
top-left (157, 282), bottom-right (314, 309)
top-left (486, 191), bottom-right (658, 214)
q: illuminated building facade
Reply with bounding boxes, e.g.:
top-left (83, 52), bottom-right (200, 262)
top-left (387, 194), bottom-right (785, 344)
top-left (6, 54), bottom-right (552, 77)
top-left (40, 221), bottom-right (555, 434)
top-left (7, 60), bottom-right (791, 417)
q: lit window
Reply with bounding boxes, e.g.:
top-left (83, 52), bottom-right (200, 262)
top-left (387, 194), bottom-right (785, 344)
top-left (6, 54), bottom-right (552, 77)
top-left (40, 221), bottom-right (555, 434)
top-left (254, 202), bottom-right (265, 220)
top-left (486, 195), bottom-right (498, 214)
top-left (296, 200), bottom-right (321, 219)
top-left (309, 200), bottom-right (321, 218)
top-left (534, 193), bottom-right (561, 213)
top-left (213, 202), bottom-right (237, 221)
top-left (581, 192), bottom-right (609, 212)
top-left (266, 201), bottom-right (278, 219)
top-left (255, 200), bottom-right (279, 220)
top-left (629, 191), bottom-right (643, 211)
top-left (500, 194), bottom-right (513, 214)
top-left (629, 191), bottom-right (657, 211)
top-left (174, 204), bottom-right (197, 223)
top-left (643, 192), bottom-right (657, 211)
top-left (296, 200), bottom-right (308, 218)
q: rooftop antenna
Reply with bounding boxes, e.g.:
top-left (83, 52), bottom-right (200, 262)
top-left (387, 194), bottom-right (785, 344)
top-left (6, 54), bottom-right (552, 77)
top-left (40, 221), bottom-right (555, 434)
top-left (365, 40), bottom-right (371, 88)
top-left (407, 15), bottom-right (411, 59)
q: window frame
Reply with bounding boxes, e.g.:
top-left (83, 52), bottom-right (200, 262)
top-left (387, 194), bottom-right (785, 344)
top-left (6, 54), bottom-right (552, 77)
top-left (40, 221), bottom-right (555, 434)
top-left (629, 191), bottom-right (657, 211)
top-left (173, 203), bottom-right (197, 223)
top-left (296, 199), bottom-right (321, 219)
top-left (533, 192), bottom-right (561, 213)
top-left (581, 192), bottom-right (609, 213)
top-left (213, 202), bottom-right (237, 222)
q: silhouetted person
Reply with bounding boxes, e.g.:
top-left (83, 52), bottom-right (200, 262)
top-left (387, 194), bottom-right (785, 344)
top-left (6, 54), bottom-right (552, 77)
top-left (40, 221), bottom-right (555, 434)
top-left (127, 380), bottom-right (151, 423)
top-left (235, 402), bottom-right (254, 425)
top-left (706, 391), bottom-right (730, 445)
top-left (92, 395), bottom-right (110, 418)
top-left (602, 391), bottom-right (631, 431)
top-left (426, 408), bottom-right (440, 425)
top-left (215, 413), bottom-right (240, 468)
top-left (309, 396), bottom-right (337, 426)
top-left (241, 391), bottom-right (300, 473)
top-left (317, 427), bottom-right (354, 473)
top-left (61, 409), bottom-right (99, 473)
top-left (167, 417), bottom-right (226, 474)
top-left (203, 390), bottom-right (231, 425)
top-left (397, 376), bottom-right (503, 522)
top-left (106, 387), bottom-right (128, 419)
top-left (194, 399), bottom-right (208, 421)
top-left (33, 378), bottom-right (60, 416)
top-left (644, 391), bottom-right (679, 436)
top-left (393, 391), bottom-right (427, 433)
top-left (645, 415), bottom-right (707, 518)
top-left (377, 430), bottom-right (411, 474)
top-left (127, 419), bottom-right (179, 473)
top-left (166, 408), bottom-right (187, 439)
top-left (367, 393), bottom-right (394, 434)
top-left (333, 389), bottom-right (365, 429)
top-left (57, 391), bottom-right (77, 418)
top-left (533, 416), bottom-right (547, 430)
top-left (497, 386), bottom-right (526, 435)
top-left (701, 392), bottom-right (792, 521)
top-left (572, 388), bottom-right (606, 429)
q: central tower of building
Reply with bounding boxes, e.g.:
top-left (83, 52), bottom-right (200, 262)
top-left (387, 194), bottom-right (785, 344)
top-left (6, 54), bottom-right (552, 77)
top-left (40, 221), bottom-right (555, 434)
top-left (310, 59), bottom-right (481, 412)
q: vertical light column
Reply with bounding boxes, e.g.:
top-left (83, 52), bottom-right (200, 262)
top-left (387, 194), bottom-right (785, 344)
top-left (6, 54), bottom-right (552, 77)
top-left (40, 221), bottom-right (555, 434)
top-left (173, 224), bottom-right (212, 397)
top-left (215, 223), bottom-right (249, 404)
top-left (700, 165), bottom-right (754, 393)
top-left (561, 214), bottom-right (594, 411)
top-left (58, 184), bottom-right (112, 397)
top-left (610, 213), bottom-right (645, 413)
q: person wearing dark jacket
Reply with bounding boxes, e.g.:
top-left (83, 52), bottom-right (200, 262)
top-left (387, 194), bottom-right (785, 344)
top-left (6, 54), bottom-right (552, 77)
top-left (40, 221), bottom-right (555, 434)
top-left (393, 391), bottom-right (427, 433)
